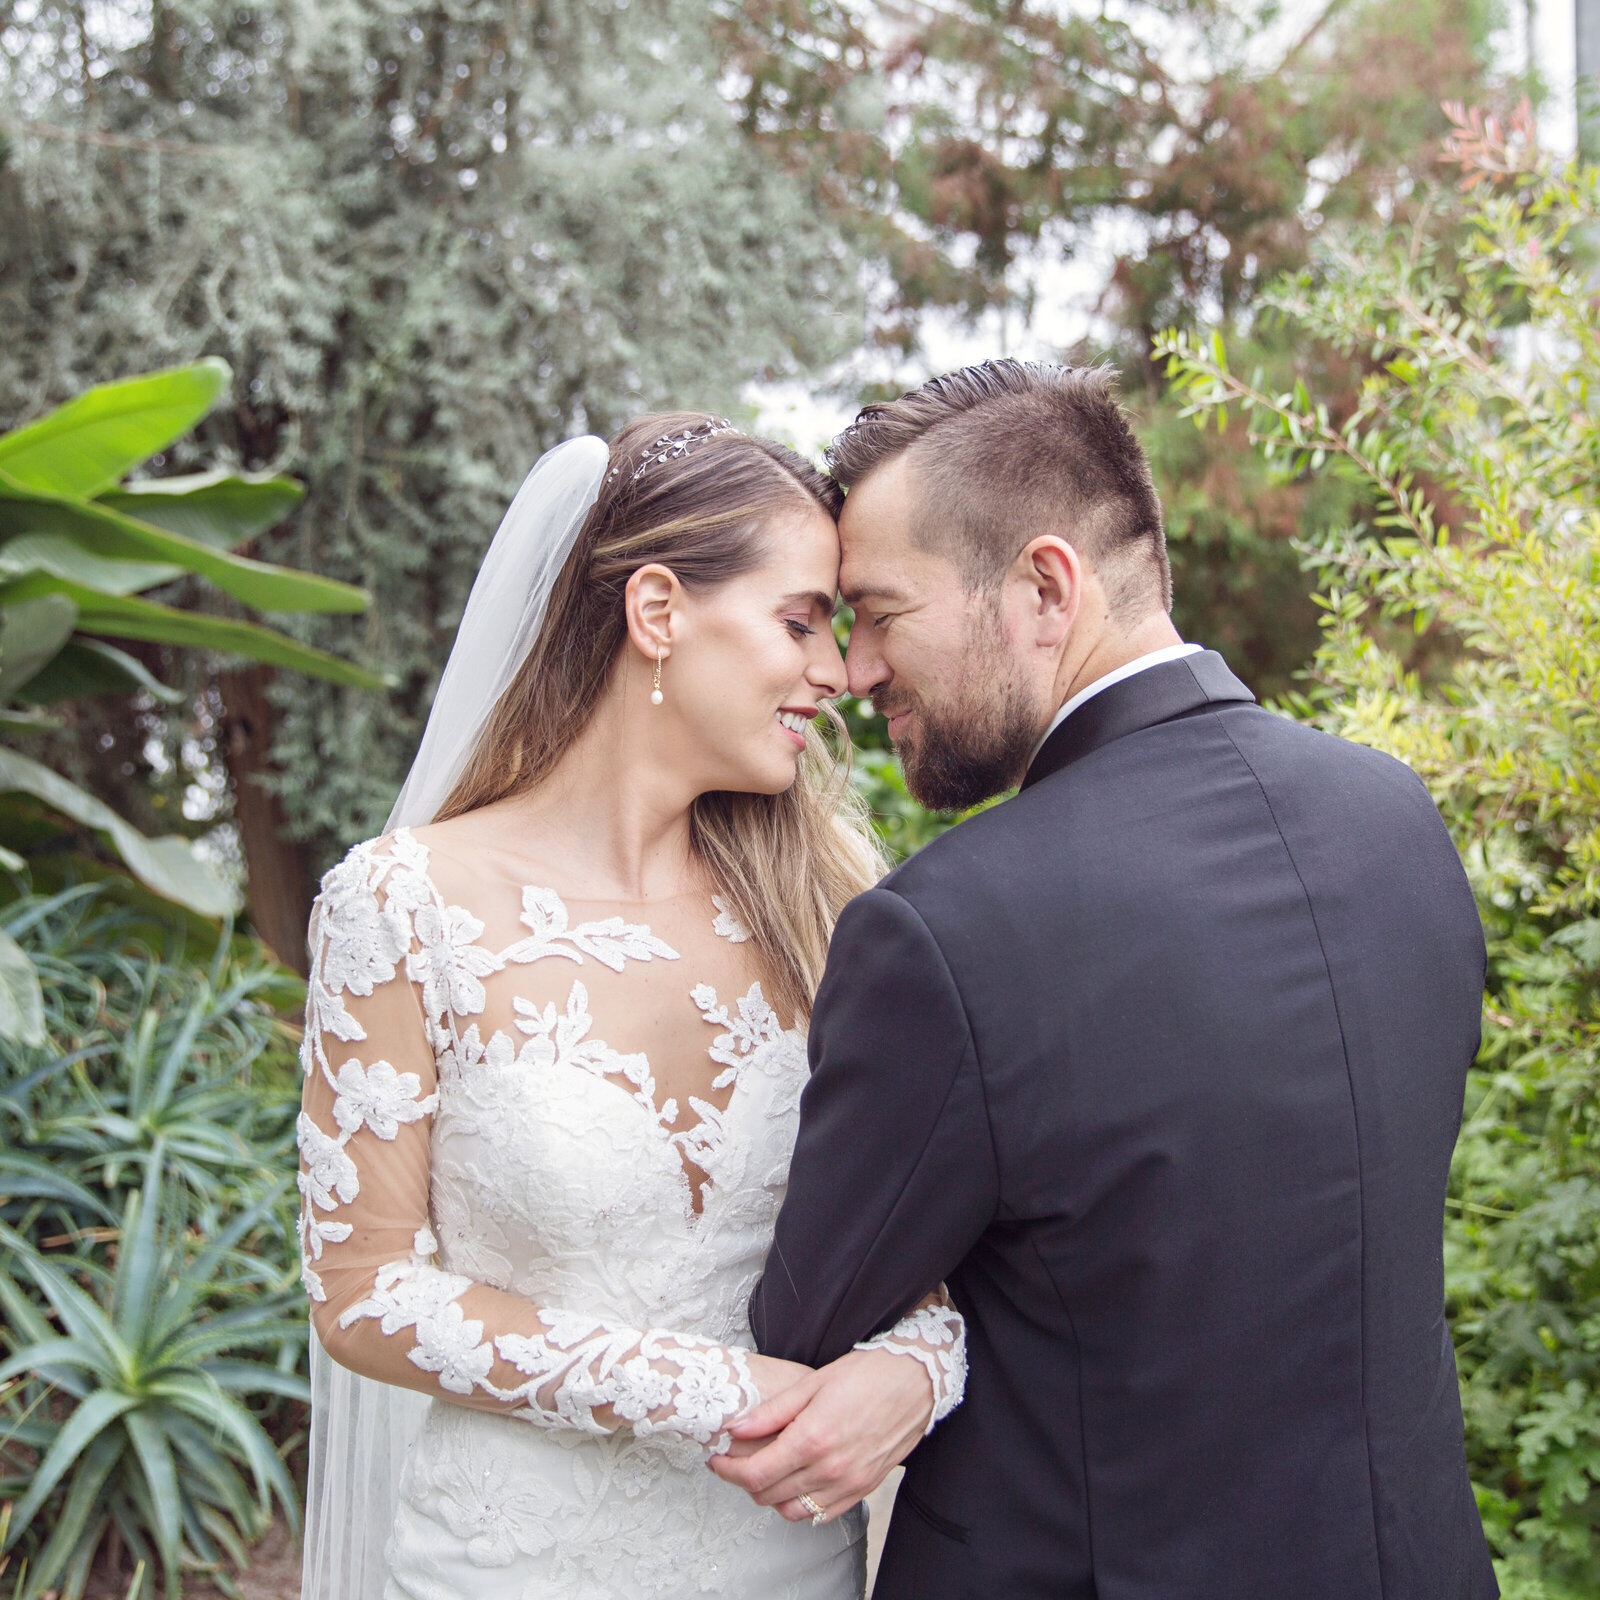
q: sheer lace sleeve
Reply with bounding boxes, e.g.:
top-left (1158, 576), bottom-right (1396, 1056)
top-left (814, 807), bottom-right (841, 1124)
top-left (855, 1288), bottom-right (967, 1432)
top-left (297, 836), bottom-right (759, 1450)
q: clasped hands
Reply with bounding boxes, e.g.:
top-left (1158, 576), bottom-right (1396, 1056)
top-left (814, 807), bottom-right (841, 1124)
top-left (708, 1348), bottom-right (934, 1523)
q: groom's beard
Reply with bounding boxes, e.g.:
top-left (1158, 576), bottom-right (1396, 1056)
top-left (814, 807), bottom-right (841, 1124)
top-left (881, 628), bottom-right (1042, 813)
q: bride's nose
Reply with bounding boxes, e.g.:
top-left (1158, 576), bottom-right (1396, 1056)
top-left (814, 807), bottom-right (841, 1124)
top-left (806, 627), bottom-right (848, 699)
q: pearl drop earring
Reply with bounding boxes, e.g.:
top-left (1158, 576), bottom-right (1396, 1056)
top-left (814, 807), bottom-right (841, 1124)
top-left (651, 649), bottom-right (664, 706)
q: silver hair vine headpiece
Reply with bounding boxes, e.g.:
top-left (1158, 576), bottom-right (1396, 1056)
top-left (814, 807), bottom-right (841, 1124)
top-left (608, 418), bottom-right (740, 485)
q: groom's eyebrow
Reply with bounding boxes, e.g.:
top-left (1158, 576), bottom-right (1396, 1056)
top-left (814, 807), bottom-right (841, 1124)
top-left (839, 581), bottom-right (907, 605)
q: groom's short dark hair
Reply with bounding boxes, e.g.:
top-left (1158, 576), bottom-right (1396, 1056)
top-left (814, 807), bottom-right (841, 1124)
top-left (827, 360), bottom-right (1171, 615)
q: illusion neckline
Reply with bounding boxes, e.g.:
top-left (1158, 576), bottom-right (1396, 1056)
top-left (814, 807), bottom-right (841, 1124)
top-left (380, 827), bottom-right (788, 1223)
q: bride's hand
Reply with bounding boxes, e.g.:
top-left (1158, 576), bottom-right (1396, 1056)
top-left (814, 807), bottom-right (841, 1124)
top-left (715, 1355), bottom-right (811, 1460)
top-left (708, 1347), bottom-right (933, 1516)
top-left (744, 1353), bottom-right (812, 1407)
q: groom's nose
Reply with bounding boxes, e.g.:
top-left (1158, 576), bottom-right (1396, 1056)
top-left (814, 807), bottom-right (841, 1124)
top-left (844, 628), bottom-right (888, 701)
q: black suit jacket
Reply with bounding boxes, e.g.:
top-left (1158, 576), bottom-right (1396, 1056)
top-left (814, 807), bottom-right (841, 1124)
top-left (751, 652), bottom-right (1496, 1599)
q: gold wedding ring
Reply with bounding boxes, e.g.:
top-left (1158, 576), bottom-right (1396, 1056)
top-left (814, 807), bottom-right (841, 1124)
top-left (797, 1491), bottom-right (827, 1526)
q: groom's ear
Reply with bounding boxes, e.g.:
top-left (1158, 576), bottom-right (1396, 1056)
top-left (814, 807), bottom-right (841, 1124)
top-left (624, 563), bottom-right (681, 657)
top-left (1015, 535), bottom-right (1082, 647)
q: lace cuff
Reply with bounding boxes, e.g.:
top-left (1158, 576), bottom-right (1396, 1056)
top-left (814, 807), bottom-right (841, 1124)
top-left (853, 1291), bottom-right (967, 1433)
top-left (338, 1260), bottom-right (760, 1449)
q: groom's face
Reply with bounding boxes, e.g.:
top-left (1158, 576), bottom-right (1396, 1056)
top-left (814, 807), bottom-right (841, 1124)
top-left (839, 455), bottom-right (1046, 811)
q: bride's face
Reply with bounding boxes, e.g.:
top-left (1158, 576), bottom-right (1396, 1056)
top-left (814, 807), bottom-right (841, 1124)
top-left (654, 503), bottom-right (847, 796)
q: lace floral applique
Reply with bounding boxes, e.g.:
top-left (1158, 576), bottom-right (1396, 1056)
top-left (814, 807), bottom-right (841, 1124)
top-left (297, 838), bottom-right (440, 1302)
top-left (691, 981), bottom-right (786, 1082)
top-left (710, 895), bottom-right (752, 944)
top-left (661, 982), bottom-right (790, 1183)
top-left (505, 886), bottom-right (680, 971)
top-left (336, 1261), bottom-right (763, 1448)
top-left (340, 1259), bottom-right (497, 1396)
top-left (496, 1314), bottom-right (760, 1447)
top-left (515, 981), bottom-right (677, 1127)
top-left (410, 901), bottom-right (501, 1019)
top-left (419, 1452), bottom-right (562, 1566)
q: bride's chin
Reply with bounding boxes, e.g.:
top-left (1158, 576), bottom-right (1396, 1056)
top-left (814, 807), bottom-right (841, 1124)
top-left (726, 761), bottom-right (802, 798)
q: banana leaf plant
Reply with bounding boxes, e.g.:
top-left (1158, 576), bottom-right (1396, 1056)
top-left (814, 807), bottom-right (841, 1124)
top-left (0, 360), bottom-right (386, 1040)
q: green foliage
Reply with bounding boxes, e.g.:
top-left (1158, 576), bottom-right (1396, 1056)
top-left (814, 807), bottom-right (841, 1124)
top-left (0, 362), bottom-right (381, 953)
top-left (0, 883), bottom-right (306, 1599)
top-left (1158, 105), bottom-right (1600, 1596)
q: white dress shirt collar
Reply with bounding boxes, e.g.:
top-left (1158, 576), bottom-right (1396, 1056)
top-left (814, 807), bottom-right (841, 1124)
top-left (1029, 643), bottom-right (1204, 766)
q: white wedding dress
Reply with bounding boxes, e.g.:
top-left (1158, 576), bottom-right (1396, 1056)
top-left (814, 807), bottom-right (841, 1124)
top-left (296, 825), bottom-right (965, 1600)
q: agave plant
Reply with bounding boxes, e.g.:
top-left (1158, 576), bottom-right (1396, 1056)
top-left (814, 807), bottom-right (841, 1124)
top-left (0, 1148), bottom-right (307, 1600)
top-left (0, 359), bottom-right (387, 1042)
top-left (0, 886), bottom-right (299, 1232)
top-left (0, 884), bottom-right (306, 1596)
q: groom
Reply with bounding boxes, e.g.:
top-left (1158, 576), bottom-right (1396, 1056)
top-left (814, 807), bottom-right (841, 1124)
top-left (716, 361), bottom-right (1497, 1597)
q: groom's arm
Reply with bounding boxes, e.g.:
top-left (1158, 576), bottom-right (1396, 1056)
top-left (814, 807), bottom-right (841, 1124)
top-left (751, 885), bottom-right (999, 1366)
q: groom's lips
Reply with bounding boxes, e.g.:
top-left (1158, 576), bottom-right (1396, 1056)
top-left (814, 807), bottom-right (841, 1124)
top-left (884, 709), bottom-right (911, 740)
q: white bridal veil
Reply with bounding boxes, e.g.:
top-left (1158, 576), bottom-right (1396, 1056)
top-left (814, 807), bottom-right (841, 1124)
top-left (300, 435), bottom-right (610, 1600)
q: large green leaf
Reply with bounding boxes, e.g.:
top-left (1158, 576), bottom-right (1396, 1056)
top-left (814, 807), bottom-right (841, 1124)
top-left (0, 1152), bottom-right (115, 1221)
top-left (0, 923), bottom-right (45, 1047)
top-left (111, 1154), bottom-right (164, 1340)
top-left (0, 594), bottom-right (78, 700)
top-left (0, 572), bottom-right (389, 688)
top-left (1, 1386), bottom-right (140, 1540)
top-left (0, 360), bottom-right (230, 500)
top-left (0, 471), bottom-right (368, 615)
top-left (23, 1427), bottom-right (122, 1597)
top-left (0, 1336), bottom-right (119, 1387)
top-left (98, 471), bottom-right (304, 551)
top-left (19, 638), bottom-right (185, 706)
top-left (123, 1408), bottom-right (182, 1587)
top-left (0, 748), bottom-right (240, 918)
top-left (0, 531), bottom-right (183, 596)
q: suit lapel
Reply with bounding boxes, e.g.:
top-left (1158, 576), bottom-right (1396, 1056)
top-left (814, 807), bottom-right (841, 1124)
top-left (1020, 650), bottom-right (1256, 791)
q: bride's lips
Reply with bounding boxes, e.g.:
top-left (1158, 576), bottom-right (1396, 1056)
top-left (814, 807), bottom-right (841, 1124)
top-left (776, 707), bottom-right (813, 750)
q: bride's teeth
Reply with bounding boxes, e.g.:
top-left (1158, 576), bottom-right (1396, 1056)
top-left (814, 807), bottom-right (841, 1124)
top-left (777, 711), bottom-right (810, 734)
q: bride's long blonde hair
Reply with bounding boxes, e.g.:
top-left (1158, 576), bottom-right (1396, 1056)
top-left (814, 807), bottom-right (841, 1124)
top-left (436, 414), bottom-right (885, 1022)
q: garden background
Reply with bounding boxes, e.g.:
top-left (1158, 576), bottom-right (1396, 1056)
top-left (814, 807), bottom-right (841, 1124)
top-left (1, 1), bottom-right (1597, 1596)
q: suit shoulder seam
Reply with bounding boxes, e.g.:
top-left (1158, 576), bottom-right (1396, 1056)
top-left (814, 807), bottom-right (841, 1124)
top-left (1211, 710), bottom-right (1384, 1570)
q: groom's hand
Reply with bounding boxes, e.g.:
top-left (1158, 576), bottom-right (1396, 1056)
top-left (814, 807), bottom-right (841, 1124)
top-left (709, 1348), bottom-right (934, 1522)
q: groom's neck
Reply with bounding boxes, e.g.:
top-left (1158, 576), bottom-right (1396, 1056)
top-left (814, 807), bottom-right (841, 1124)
top-left (1051, 611), bottom-right (1186, 715)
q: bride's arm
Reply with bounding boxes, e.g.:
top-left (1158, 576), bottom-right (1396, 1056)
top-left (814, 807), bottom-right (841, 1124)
top-left (297, 840), bottom-right (797, 1450)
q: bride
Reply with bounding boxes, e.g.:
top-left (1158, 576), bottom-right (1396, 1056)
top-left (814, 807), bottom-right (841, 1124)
top-left (295, 417), bottom-right (966, 1600)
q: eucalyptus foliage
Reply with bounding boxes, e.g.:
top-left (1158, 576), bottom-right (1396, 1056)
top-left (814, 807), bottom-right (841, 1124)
top-left (0, 884), bottom-right (306, 1599)
top-left (1158, 105), bottom-right (1600, 1598)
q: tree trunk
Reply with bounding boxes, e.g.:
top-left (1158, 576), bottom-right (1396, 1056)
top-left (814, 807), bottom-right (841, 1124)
top-left (219, 664), bottom-right (312, 974)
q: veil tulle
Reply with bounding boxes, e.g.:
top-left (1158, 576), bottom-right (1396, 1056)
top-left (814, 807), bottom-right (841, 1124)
top-left (300, 435), bottom-right (609, 1600)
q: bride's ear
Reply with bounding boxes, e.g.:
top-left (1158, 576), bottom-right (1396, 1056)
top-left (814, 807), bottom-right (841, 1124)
top-left (624, 564), bottom-right (680, 660)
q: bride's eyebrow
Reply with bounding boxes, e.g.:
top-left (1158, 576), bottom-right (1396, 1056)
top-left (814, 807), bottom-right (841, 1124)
top-left (778, 589), bottom-right (836, 611)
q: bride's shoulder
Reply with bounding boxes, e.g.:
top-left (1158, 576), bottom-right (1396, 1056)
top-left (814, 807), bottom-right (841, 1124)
top-left (312, 825), bottom-right (436, 914)
top-left (321, 815), bottom-right (480, 879)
